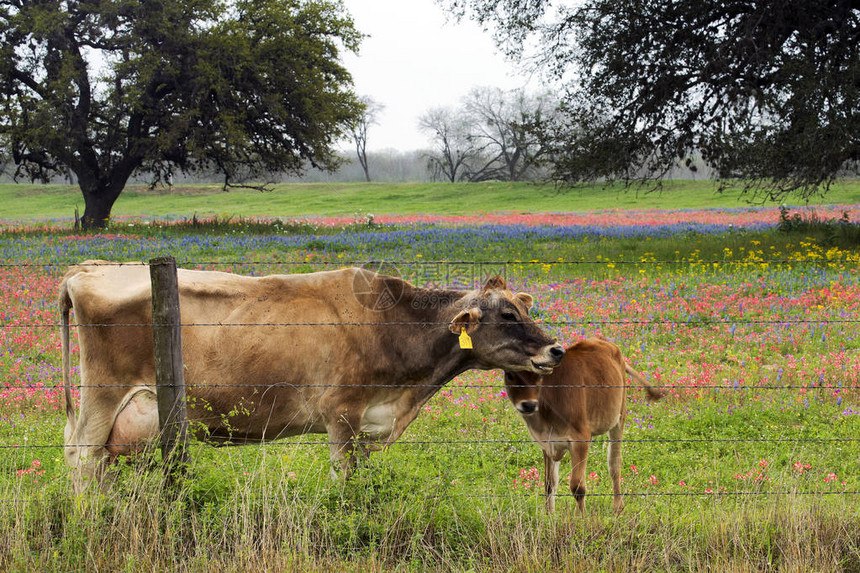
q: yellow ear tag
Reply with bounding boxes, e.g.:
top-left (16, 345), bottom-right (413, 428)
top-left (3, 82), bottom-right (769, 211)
top-left (459, 327), bottom-right (473, 349)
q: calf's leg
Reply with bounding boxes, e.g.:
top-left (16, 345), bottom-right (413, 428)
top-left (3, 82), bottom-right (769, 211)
top-left (568, 437), bottom-right (592, 513)
top-left (543, 450), bottom-right (561, 512)
top-left (607, 422), bottom-right (625, 513)
top-left (608, 387), bottom-right (628, 513)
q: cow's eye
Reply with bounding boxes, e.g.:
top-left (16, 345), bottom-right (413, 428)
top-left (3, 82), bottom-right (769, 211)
top-left (501, 311), bottom-right (517, 321)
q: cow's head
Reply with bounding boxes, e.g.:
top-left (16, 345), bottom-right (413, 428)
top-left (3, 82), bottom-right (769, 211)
top-left (503, 370), bottom-right (542, 415)
top-left (448, 276), bottom-right (564, 375)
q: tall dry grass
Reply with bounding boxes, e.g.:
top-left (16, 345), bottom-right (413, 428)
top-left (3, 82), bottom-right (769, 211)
top-left (1, 457), bottom-right (857, 572)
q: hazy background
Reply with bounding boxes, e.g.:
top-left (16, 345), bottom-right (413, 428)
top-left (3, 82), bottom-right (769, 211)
top-left (339, 0), bottom-right (535, 153)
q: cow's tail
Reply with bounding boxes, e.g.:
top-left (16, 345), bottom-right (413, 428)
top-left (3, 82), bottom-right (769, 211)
top-left (59, 280), bottom-right (77, 434)
top-left (625, 363), bottom-right (665, 402)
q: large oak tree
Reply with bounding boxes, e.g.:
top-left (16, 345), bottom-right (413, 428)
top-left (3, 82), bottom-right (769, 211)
top-left (0, 0), bottom-right (363, 228)
top-left (446, 0), bottom-right (859, 199)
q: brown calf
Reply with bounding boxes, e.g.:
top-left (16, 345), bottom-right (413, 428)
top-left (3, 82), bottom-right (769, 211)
top-left (504, 337), bottom-right (663, 513)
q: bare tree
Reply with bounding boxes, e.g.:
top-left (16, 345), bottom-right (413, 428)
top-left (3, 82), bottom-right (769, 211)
top-left (418, 107), bottom-right (474, 182)
top-left (461, 87), bottom-right (556, 182)
top-left (349, 96), bottom-right (385, 182)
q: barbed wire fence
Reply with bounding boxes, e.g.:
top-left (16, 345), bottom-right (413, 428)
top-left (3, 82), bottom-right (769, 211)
top-left (1, 257), bottom-right (858, 502)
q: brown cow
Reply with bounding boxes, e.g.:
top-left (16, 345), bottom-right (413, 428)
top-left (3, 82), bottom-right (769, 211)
top-left (504, 337), bottom-right (663, 513)
top-left (60, 261), bottom-right (564, 492)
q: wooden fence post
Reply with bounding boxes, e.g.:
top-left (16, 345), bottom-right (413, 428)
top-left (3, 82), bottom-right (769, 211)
top-left (149, 256), bottom-right (189, 475)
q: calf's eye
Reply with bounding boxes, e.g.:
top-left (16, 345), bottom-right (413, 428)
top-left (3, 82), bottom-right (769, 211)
top-left (501, 311), bottom-right (517, 321)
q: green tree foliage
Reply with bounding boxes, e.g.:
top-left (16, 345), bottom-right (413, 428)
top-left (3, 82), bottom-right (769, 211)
top-left (0, 0), bottom-right (363, 228)
top-left (446, 0), bottom-right (860, 199)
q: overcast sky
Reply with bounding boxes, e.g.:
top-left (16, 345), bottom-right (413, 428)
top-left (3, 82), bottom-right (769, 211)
top-left (339, 0), bottom-right (536, 152)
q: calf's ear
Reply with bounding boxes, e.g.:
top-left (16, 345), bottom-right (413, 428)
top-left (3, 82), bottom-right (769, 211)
top-left (449, 307), bottom-right (483, 335)
top-left (515, 292), bottom-right (534, 310)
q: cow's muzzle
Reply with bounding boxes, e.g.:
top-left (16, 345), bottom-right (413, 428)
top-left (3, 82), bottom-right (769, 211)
top-left (531, 361), bottom-right (554, 373)
top-left (531, 343), bottom-right (565, 372)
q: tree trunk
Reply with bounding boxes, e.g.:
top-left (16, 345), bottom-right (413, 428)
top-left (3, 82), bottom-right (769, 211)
top-left (360, 156), bottom-right (371, 182)
top-left (356, 144), bottom-right (371, 182)
top-left (79, 180), bottom-right (124, 230)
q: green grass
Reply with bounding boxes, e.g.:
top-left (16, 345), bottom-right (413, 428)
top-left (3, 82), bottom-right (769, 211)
top-left (1, 386), bottom-right (857, 571)
top-left (2, 178), bottom-right (860, 222)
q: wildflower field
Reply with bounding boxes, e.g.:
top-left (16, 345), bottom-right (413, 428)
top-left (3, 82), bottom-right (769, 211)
top-left (0, 185), bottom-right (859, 571)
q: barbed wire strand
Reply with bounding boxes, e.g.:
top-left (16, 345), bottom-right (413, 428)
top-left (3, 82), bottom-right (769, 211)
top-left (0, 491), bottom-right (856, 505)
top-left (2, 258), bottom-right (859, 268)
top-left (3, 436), bottom-right (859, 449)
top-left (5, 317), bottom-right (860, 329)
top-left (4, 381), bottom-right (857, 390)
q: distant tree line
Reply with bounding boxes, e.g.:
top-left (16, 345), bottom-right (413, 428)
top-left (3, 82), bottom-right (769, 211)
top-left (282, 149), bottom-right (432, 183)
top-left (0, 149), bottom-right (444, 185)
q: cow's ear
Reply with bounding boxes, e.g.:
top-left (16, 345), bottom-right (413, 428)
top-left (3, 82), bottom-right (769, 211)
top-left (515, 292), bottom-right (534, 310)
top-left (482, 276), bottom-right (507, 291)
top-left (449, 307), bottom-right (483, 335)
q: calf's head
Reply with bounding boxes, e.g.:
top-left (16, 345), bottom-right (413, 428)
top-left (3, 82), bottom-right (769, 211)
top-left (503, 370), bottom-right (543, 415)
top-left (449, 276), bottom-right (564, 375)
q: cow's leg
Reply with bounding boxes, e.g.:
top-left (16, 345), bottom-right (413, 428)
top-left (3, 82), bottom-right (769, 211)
top-left (543, 449), bottom-right (561, 512)
top-left (65, 407), bottom-right (115, 493)
top-left (64, 416), bottom-right (93, 494)
top-left (66, 388), bottom-right (158, 493)
top-left (608, 421), bottom-right (625, 513)
top-left (323, 405), bottom-right (364, 481)
top-left (568, 436), bottom-right (591, 514)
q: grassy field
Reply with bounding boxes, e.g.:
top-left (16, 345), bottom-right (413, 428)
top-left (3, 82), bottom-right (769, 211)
top-left (0, 182), bottom-right (858, 571)
top-left (1, 178), bottom-right (860, 222)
